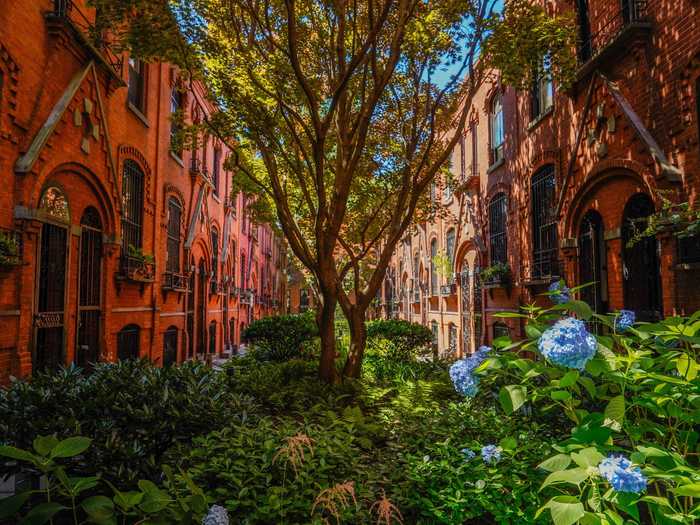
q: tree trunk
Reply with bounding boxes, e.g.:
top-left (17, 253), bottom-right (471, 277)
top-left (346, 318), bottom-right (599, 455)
top-left (342, 307), bottom-right (367, 379)
top-left (317, 292), bottom-right (339, 384)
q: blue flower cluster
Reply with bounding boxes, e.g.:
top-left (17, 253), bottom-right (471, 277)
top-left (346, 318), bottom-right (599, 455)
top-left (481, 444), bottom-right (502, 464)
top-left (548, 280), bottom-right (571, 304)
top-left (537, 317), bottom-right (597, 370)
top-left (202, 505), bottom-right (229, 525)
top-left (449, 346), bottom-right (491, 397)
top-left (614, 309), bottom-right (636, 332)
top-left (461, 448), bottom-right (476, 461)
top-left (598, 455), bottom-right (647, 494)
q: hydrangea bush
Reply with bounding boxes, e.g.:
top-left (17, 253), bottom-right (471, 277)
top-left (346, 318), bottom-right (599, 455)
top-left (452, 289), bottom-right (700, 525)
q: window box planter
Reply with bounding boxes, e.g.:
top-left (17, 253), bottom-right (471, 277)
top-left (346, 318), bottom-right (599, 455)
top-left (440, 283), bottom-right (456, 296)
top-left (0, 230), bottom-right (22, 270)
top-left (118, 252), bottom-right (155, 283)
top-left (480, 263), bottom-right (511, 290)
top-left (162, 271), bottom-right (188, 292)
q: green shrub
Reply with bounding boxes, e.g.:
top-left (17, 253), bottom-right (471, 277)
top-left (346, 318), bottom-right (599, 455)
top-left (243, 312), bottom-right (319, 361)
top-left (366, 319), bottom-right (433, 361)
top-left (0, 360), bottom-right (259, 486)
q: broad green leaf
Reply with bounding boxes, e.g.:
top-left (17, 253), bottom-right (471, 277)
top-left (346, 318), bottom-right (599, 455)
top-left (499, 436), bottom-right (517, 451)
top-left (32, 436), bottom-right (58, 457)
top-left (0, 492), bottom-right (30, 519)
top-left (675, 354), bottom-right (698, 381)
top-left (499, 385), bottom-right (527, 414)
top-left (526, 324), bottom-right (543, 340)
top-left (19, 502), bottom-right (66, 525)
top-left (559, 370), bottom-right (579, 388)
top-left (572, 447), bottom-right (604, 469)
top-left (551, 390), bottom-right (572, 401)
top-left (568, 300), bottom-right (593, 321)
top-left (541, 468), bottom-right (589, 490)
top-left (604, 396), bottom-right (625, 431)
top-left (537, 454), bottom-right (572, 472)
top-left (578, 376), bottom-right (597, 398)
top-left (50, 437), bottom-right (91, 459)
top-left (545, 496), bottom-right (585, 525)
top-left (82, 496), bottom-right (115, 521)
top-left (673, 484), bottom-right (700, 497)
top-left (0, 446), bottom-right (36, 464)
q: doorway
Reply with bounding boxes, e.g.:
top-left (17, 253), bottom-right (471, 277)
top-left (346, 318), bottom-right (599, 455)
top-left (578, 210), bottom-right (607, 314)
top-left (76, 207), bottom-right (102, 368)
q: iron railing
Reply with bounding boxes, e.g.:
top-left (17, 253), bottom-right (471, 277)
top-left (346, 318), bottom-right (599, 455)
top-left (50, 0), bottom-right (123, 76)
top-left (579, 0), bottom-right (648, 63)
top-left (118, 254), bottom-right (155, 282)
top-left (162, 271), bottom-right (188, 291)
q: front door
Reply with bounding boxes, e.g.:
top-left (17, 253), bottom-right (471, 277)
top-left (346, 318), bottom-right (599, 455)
top-left (579, 210), bottom-right (607, 315)
top-left (76, 208), bottom-right (102, 368)
top-left (34, 222), bottom-right (68, 371)
top-left (621, 194), bottom-right (662, 321)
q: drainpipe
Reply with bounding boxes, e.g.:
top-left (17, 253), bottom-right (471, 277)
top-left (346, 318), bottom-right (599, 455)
top-left (149, 62), bottom-right (164, 360)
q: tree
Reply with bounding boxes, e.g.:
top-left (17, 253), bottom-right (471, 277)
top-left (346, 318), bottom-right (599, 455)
top-left (92, 0), bottom-right (575, 382)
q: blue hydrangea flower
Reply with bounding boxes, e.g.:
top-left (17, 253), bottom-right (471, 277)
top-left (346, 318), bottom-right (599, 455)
top-left (614, 310), bottom-right (636, 332)
top-left (202, 505), bottom-right (229, 525)
top-left (449, 348), bottom-right (491, 397)
top-left (598, 455), bottom-right (647, 494)
top-left (481, 444), bottom-right (502, 464)
top-left (537, 317), bottom-right (597, 370)
top-left (461, 448), bottom-right (476, 461)
top-left (548, 280), bottom-right (571, 304)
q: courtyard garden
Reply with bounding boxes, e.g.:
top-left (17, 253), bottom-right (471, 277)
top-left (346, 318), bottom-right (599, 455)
top-left (0, 289), bottom-right (699, 525)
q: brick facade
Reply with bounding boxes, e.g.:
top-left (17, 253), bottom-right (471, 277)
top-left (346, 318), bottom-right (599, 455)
top-left (0, 0), bottom-right (287, 382)
top-left (382, 0), bottom-right (700, 355)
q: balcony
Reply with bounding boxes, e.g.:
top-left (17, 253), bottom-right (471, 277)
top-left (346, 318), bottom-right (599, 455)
top-left (440, 283), bottom-right (456, 296)
top-left (46, 0), bottom-right (124, 82)
top-left (522, 254), bottom-right (563, 287)
top-left (577, 1), bottom-right (651, 80)
top-left (117, 254), bottom-right (155, 284)
top-left (162, 271), bottom-right (188, 292)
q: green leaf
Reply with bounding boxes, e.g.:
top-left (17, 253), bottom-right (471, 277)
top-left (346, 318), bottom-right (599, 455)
top-left (499, 385), bottom-right (527, 414)
top-left (568, 300), bottom-right (593, 321)
top-left (541, 468), bottom-right (589, 490)
top-left (32, 436), bottom-right (58, 457)
top-left (19, 502), bottom-right (66, 525)
top-left (0, 492), bottom-right (30, 519)
top-left (675, 354), bottom-right (698, 381)
top-left (604, 396), bottom-right (625, 431)
top-left (82, 496), bottom-right (115, 521)
top-left (526, 324), bottom-right (543, 340)
top-left (559, 370), bottom-right (579, 388)
top-left (537, 454), bottom-right (572, 472)
top-left (551, 390), bottom-right (572, 401)
top-left (572, 447), bottom-right (605, 469)
top-left (50, 437), bottom-right (91, 459)
top-left (499, 436), bottom-right (517, 451)
top-left (543, 496), bottom-right (586, 525)
top-left (673, 484), bottom-right (700, 497)
top-left (0, 445), bottom-right (36, 464)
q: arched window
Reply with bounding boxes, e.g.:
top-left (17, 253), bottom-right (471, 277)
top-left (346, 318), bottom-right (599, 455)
top-left (490, 93), bottom-right (504, 164)
top-left (117, 324), bottom-right (140, 360)
top-left (430, 238), bottom-right (438, 295)
top-left (163, 326), bottom-right (178, 366)
top-left (166, 197), bottom-right (182, 274)
top-left (211, 228), bottom-right (219, 283)
top-left (39, 186), bottom-right (70, 223)
top-left (170, 87), bottom-right (184, 155)
top-left (488, 193), bottom-right (508, 266)
top-left (128, 58), bottom-right (146, 114)
top-left (446, 229), bottom-right (456, 269)
top-left (121, 160), bottom-right (144, 252)
top-left (531, 166), bottom-right (558, 278)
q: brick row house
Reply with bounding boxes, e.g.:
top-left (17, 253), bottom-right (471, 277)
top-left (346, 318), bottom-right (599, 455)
top-left (382, 0), bottom-right (700, 355)
top-left (0, 0), bottom-right (287, 382)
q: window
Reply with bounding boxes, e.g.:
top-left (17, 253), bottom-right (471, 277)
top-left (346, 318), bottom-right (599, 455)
top-left (430, 182), bottom-right (437, 203)
top-left (577, 0), bottom-right (592, 61)
top-left (446, 229), bottom-right (456, 269)
top-left (128, 58), bottom-right (146, 113)
top-left (531, 166), bottom-right (559, 278)
top-left (459, 133), bottom-right (466, 178)
top-left (117, 324), bottom-right (140, 361)
top-left (211, 228), bottom-right (219, 282)
top-left (121, 160), bottom-right (144, 252)
top-left (300, 288), bottom-right (309, 312)
top-left (488, 193), bottom-right (508, 265)
top-left (166, 197), bottom-right (181, 273)
top-left (490, 93), bottom-right (504, 164)
top-left (448, 323), bottom-right (457, 354)
top-left (493, 322), bottom-right (510, 340)
top-left (212, 148), bottom-right (221, 195)
top-left (240, 252), bottom-right (246, 290)
top-left (170, 87), bottom-right (183, 155)
top-left (208, 321), bottom-right (217, 354)
top-left (470, 122), bottom-right (478, 176)
top-left (443, 179), bottom-right (452, 202)
top-left (531, 63), bottom-right (553, 120)
top-left (430, 238), bottom-right (438, 295)
top-left (163, 326), bottom-right (178, 366)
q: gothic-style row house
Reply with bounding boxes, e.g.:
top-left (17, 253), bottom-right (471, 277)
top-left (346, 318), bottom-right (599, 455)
top-left (381, 0), bottom-right (700, 355)
top-left (0, 0), bottom-right (287, 382)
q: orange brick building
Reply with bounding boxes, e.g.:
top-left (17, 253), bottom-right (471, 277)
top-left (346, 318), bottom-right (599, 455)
top-left (0, 0), bottom-right (287, 382)
top-left (383, 0), bottom-right (700, 354)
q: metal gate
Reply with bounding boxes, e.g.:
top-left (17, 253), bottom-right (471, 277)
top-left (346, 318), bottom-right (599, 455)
top-left (197, 259), bottom-right (207, 355)
top-left (76, 208), bottom-right (102, 368)
top-left (473, 266), bottom-right (483, 348)
top-left (460, 266), bottom-right (471, 354)
top-left (579, 210), bottom-right (606, 315)
top-left (35, 222), bottom-right (68, 371)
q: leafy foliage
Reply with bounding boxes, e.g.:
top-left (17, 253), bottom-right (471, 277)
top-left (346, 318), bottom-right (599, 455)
top-left (242, 312), bottom-right (319, 361)
top-left (366, 319), bottom-right (434, 362)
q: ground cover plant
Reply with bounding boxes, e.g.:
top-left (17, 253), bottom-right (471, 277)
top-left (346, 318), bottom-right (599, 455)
top-left (0, 303), bottom-right (698, 524)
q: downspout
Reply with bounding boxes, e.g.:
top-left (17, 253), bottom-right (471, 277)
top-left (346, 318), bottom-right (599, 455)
top-left (150, 62), bottom-right (164, 358)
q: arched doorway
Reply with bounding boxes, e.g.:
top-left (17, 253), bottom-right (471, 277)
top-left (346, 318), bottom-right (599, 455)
top-left (76, 207), bottom-right (103, 368)
top-left (34, 186), bottom-right (70, 372)
top-left (578, 210), bottom-right (607, 315)
top-left (197, 258), bottom-right (207, 355)
top-left (621, 193), bottom-right (662, 321)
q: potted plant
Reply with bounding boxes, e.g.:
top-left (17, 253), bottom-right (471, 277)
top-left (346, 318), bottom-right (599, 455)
top-left (0, 230), bottom-right (22, 269)
top-left (123, 244), bottom-right (155, 281)
top-left (480, 262), bottom-right (511, 288)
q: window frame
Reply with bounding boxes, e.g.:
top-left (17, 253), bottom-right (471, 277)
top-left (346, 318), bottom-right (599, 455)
top-left (488, 192), bottom-right (508, 266)
top-left (121, 160), bottom-right (145, 252)
top-left (211, 228), bottom-right (219, 283)
top-left (531, 165), bottom-right (559, 279)
top-left (166, 197), bottom-right (182, 274)
top-left (531, 66), bottom-right (554, 122)
top-left (169, 87), bottom-right (184, 156)
top-left (127, 58), bottom-right (147, 115)
top-left (489, 93), bottom-right (505, 165)
top-left (430, 238), bottom-right (438, 295)
top-left (212, 148), bottom-right (221, 196)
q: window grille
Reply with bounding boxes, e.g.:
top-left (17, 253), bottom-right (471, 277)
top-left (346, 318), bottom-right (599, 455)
top-left (531, 166), bottom-right (559, 278)
top-left (166, 198), bottom-right (181, 273)
top-left (489, 193), bottom-right (508, 266)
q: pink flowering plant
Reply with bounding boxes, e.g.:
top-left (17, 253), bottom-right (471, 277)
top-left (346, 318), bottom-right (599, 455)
top-left (464, 287), bottom-right (700, 525)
